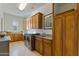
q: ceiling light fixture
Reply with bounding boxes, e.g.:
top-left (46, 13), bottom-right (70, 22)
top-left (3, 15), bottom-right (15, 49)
top-left (19, 3), bottom-right (27, 11)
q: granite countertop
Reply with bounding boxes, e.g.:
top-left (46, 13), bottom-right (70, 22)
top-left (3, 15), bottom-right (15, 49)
top-left (0, 36), bottom-right (11, 41)
top-left (35, 35), bottom-right (52, 40)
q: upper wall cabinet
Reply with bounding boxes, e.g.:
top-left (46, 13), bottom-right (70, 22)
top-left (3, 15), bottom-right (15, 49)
top-left (32, 12), bottom-right (43, 29)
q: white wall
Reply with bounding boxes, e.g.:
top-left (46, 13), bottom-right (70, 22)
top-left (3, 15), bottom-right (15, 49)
top-left (54, 3), bottom-right (76, 15)
top-left (31, 3), bottom-right (52, 16)
top-left (0, 6), bottom-right (4, 31)
top-left (4, 13), bottom-right (24, 32)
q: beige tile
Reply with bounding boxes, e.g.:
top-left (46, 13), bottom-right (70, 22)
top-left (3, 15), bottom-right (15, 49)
top-left (9, 41), bottom-right (41, 56)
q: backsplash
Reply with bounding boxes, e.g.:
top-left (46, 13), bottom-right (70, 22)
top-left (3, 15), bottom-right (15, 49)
top-left (44, 30), bottom-right (52, 35)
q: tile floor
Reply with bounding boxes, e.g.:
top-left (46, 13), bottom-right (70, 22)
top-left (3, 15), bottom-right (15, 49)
top-left (9, 41), bottom-right (41, 56)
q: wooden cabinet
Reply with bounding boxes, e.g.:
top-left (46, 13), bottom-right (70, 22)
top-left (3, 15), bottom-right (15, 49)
top-left (53, 9), bottom-right (78, 56)
top-left (62, 10), bottom-right (77, 56)
top-left (77, 4), bottom-right (79, 56)
top-left (35, 13), bottom-right (43, 29)
top-left (54, 14), bottom-right (63, 56)
top-left (39, 38), bottom-right (43, 54)
top-left (43, 39), bottom-right (52, 56)
top-left (7, 33), bottom-right (15, 42)
top-left (32, 12), bottom-right (43, 29)
top-left (35, 37), bottom-right (39, 52)
top-left (32, 15), bottom-right (36, 29)
top-left (35, 37), bottom-right (43, 54)
top-left (7, 33), bottom-right (24, 42)
top-left (23, 12), bottom-right (43, 30)
top-left (35, 36), bottom-right (52, 56)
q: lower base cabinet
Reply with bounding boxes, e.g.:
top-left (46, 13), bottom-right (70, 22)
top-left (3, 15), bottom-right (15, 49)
top-left (43, 39), bottom-right (52, 56)
top-left (35, 37), bottom-right (52, 56)
top-left (35, 37), bottom-right (43, 55)
top-left (7, 33), bottom-right (24, 42)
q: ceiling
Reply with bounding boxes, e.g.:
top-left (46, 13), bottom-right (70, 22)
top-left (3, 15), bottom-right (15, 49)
top-left (0, 3), bottom-right (46, 18)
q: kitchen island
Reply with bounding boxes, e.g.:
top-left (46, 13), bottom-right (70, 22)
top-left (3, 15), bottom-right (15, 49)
top-left (0, 36), bottom-right (10, 56)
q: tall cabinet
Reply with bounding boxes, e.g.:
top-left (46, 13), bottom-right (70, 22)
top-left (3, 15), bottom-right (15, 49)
top-left (54, 14), bottom-right (63, 56)
top-left (53, 9), bottom-right (78, 56)
top-left (62, 10), bottom-right (77, 56)
top-left (77, 3), bottom-right (79, 56)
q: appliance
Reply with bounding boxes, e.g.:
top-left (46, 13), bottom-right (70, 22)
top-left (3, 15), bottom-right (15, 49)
top-left (24, 34), bottom-right (36, 51)
top-left (24, 29), bottom-right (44, 50)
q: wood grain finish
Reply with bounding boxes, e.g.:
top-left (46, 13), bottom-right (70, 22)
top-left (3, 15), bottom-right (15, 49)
top-left (35, 37), bottom-right (52, 56)
top-left (76, 3), bottom-right (79, 56)
top-left (35, 38), bottom-right (39, 52)
top-left (43, 39), bottom-right (52, 56)
top-left (54, 15), bottom-right (63, 56)
top-left (32, 15), bottom-right (36, 29)
top-left (53, 9), bottom-right (78, 56)
top-left (32, 12), bottom-right (43, 29)
top-left (7, 33), bottom-right (24, 42)
top-left (63, 11), bottom-right (77, 56)
top-left (35, 37), bottom-right (43, 55)
top-left (23, 12), bottom-right (43, 30)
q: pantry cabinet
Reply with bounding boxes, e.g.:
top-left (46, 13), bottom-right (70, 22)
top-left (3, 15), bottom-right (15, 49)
top-left (53, 9), bottom-right (78, 56)
top-left (62, 10), bottom-right (77, 56)
top-left (54, 14), bottom-right (63, 56)
top-left (77, 3), bottom-right (79, 56)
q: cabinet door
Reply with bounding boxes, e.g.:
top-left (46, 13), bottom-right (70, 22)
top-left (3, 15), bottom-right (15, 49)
top-left (54, 15), bottom-right (63, 56)
top-left (32, 16), bottom-right (36, 29)
top-left (43, 39), bottom-right (52, 56)
top-left (38, 38), bottom-right (43, 54)
top-left (77, 4), bottom-right (79, 56)
top-left (36, 13), bottom-right (43, 29)
top-left (35, 38), bottom-right (39, 52)
top-left (14, 34), bottom-right (18, 41)
top-left (63, 11), bottom-right (77, 56)
top-left (35, 15), bottom-right (38, 29)
top-left (9, 33), bottom-right (14, 42)
top-left (32, 13), bottom-right (43, 29)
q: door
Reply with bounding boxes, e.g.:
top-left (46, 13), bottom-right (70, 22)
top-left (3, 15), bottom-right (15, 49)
top-left (32, 16), bottom-right (36, 29)
top-left (63, 10), bottom-right (78, 56)
top-left (38, 38), bottom-right (43, 54)
top-left (54, 15), bottom-right (63, 56)
top-left (35, 38), bottom-right (39, 52)
top-left (77, 4), bottom-right (79, 56)
top-left (43, 39), bottom-right (52, 56)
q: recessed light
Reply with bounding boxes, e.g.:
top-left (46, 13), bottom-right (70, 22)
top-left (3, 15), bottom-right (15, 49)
top-left (18, 3), bottom-right (27, 11)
